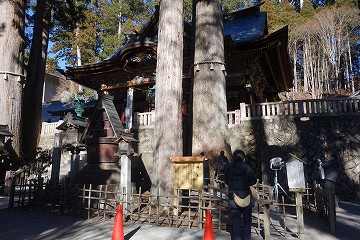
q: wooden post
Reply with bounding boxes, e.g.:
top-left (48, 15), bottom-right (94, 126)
top-left (120, 155), bottom-right (131, 215)
top-left (239, 103), bottom-right (246, 120)
top-left (9, 177), bottom-right (16, 208)
top-left (295, 191), bottom-right (304, 239)
top-left (327, 189), bottom-right (336, 235)
top-left (87, 184), bottom-right (92, 219)
top-left (257, 199), bottom-right (273, 240)
top-left (235, 109), bottom-right (241, 123)
top-left (50, 133), bottom-right (62, 185)
top-left (69, 152), bottom-right (79, 185)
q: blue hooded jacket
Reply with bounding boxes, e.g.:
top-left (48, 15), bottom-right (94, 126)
top-left (225, 161), bottom-right (257, 200)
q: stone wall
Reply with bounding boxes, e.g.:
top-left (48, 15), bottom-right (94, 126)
top-left (231, 115), bottom-right (360, 201)
top-left (133, 126), bottom-right (155, 188)
top-left (134, 115), bottom-right (360, 201)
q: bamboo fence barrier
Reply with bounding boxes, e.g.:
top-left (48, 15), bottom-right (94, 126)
top-left (8, 175), bottom-right (322, 238)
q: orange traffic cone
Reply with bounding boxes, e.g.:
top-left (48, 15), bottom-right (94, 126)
top-left (112, 204), bottom-right (124, 240)
top-left (204, 210), bottom-right (214, 240)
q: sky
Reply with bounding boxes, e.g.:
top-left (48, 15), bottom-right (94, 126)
top-left (47, 41), bottom-right (66, 70)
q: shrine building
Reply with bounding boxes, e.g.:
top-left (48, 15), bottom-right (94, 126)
top-left (61, 5), bottom-right (292, 122)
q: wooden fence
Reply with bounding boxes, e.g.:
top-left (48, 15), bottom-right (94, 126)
top-left (8, 175), bottom-right (318, 239)
top-left (312, 182), bottom-right (337, 234)
top-left (9, 178), bottom-right (229, 230)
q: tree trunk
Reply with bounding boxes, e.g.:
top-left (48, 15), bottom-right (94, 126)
top-left (303, 39), bottom-right (309, 93)
top-left (22, 0), bottom-right (54, 156)
top-left (75, 26), bottom-right (83, 92)
top-left (153, 0), bottom-right (183, 196)
top-left (292, 42), bottom-right (297, 93)
top-left (346, 37), bottom-right (354, 94)
top-left (0, 0), bottom-right (26, 157)
top-left (76, 26), bottom-right (82, 66)
top-left (192, 0), bottom-right (230, 161)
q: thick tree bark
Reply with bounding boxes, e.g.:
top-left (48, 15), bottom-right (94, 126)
top-left (22, 0), bottom-right (54, 155)
top-left (153, 0), bottom-right (183, 196)
top-left (0, 0), bottom-right (26, 156)
top-left (192, 0), bottom-right (230, 161)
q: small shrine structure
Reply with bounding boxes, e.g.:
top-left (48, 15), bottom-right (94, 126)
top-left (79, 92), bottom-right (136, 185)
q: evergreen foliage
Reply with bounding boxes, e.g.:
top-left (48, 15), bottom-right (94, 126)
top-left (49, 0), bottom-right (155, 66)
top-left (32, 0), bottom-right (360, 99)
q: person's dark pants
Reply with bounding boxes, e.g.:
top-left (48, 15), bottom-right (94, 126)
top-left (217, 173), bottom-right (225, 182)
top-left (324, 180), bottom-right (338, 209)
top-left (217, 173), bottom-right (226, 188)
top-left (229, 200), bottom-right (253, 240)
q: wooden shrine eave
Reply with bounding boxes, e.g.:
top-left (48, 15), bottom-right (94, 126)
top-left (62, 40), bottom-right (157, 89)
top-left (229, 26), bottom-right (293, 92)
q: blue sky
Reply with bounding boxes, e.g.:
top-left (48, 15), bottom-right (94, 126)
top-left (47, 41), bottom-right (66, 70)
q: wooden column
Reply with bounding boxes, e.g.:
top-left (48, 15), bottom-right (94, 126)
top-left (327, 189), bottom-right (336, 235)
top-left (258, 199), bottom-right (273, 240)
top-left (50, 133), bottom-right (62, 185)
top-left (295, 191), bottom-right (304, 239)
top-left (121, 155), bottom-right (132, 215)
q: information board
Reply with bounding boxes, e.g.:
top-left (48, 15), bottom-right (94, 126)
top-left (286, 159), bottom-right (306, 190)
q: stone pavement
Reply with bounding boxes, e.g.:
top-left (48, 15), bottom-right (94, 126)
top-left (0, 195), bottom-right (359, 240)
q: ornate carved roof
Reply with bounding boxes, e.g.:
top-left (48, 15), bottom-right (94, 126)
top-left (60, 4), bottom-right (292, 101)
top-left (81, 93), bottom-right (136, 142)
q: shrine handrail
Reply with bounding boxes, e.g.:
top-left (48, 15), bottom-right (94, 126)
top-left (229, 97), bottom-right (360, 123)
top-left (41, 121), bottom-right (63, 134)
top-left (40, 98), bottom-right (360, 133)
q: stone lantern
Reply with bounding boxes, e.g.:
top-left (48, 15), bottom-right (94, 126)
top-left (0, 125), bottom-right (13, 194)
top-left (57, 112), bottom-right (88, 152)
top-left (55, 112), bottom-right (88, 185)
top-left (0, 125), bottom-right (12, 155)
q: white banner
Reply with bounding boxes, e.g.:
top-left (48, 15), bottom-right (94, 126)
top-left (125, 88), bottom-right (134, 129)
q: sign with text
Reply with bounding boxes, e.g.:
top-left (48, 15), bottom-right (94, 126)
top-left (286, 159), bottom-right (306, 190)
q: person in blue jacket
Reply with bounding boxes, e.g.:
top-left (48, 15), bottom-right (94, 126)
top-left (225, 150), bottom-right (257, 240)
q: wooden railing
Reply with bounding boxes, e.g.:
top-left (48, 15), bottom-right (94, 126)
top-left (41, 121), bottom-right (62, 134)
top-left (134, 111), bottom-right (155, 127)
top-left (134, 98), bottom-right (360, 127)
top-left (236, 98), bottom-right (360, 121)
top-left (40, 98), bottom-right (360, 133)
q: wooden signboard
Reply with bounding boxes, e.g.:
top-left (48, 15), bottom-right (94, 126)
top-left (171, 156), bottom-right (204, 191)
top-left (286, 159), bottom-right (306, 192)
top-left (171, 156), bottom-right (205, 215)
